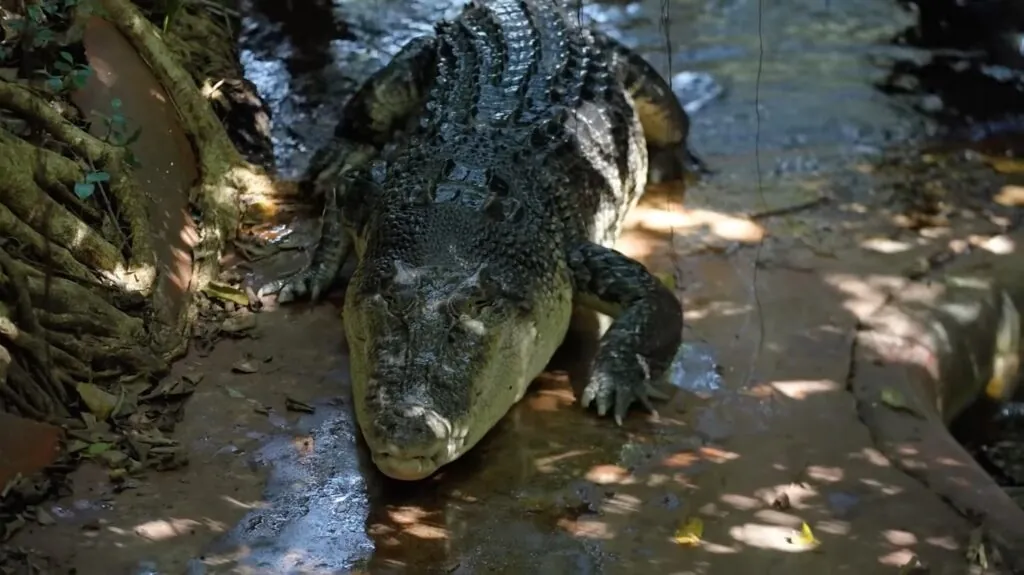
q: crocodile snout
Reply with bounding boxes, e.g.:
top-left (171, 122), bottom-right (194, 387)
top-left (369, 403), bottom-right (453, 480)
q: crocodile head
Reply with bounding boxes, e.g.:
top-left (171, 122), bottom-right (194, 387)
top-left (343, 209), bottom-right (573, 480)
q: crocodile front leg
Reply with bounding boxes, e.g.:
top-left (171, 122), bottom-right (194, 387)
top-left (305, 36), bottom-right (438, 195)
top-left (259, 36), bottom-right (437, 303)
top-left (568, 241), bottom-right (683, 425)
top-left (257, 181), bottom-right (360, 303)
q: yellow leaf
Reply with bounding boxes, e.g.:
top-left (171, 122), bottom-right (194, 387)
top-left (201, 281), bottom-right (249, 306)
top-left (880, 387), bottom-right (922, 418)
top-left (672, 516), bottom-right (703, 546)
top-left (75, 382), bottom-right (118, 421)
top-left (880, 387), bottom-right (906, 408)
top-left (984, 157), bottom-right (1024, 174)
top-left (656, 272), bottom-right (677, 291)
top-left (796, 522), bottom-right (820, 547)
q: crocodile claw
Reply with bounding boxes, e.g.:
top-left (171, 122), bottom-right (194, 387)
top-left (256, 183), bottom-right (353, 305)
top-left (581, 353), bottom-right (670, 425)
top-left (256, 268), bottom-right (330, 304)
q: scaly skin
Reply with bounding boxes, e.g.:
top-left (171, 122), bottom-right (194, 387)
top-left (259, 0), bottom-right (702, 481)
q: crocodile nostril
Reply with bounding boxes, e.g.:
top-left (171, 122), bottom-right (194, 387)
top-left (373, 403), bottom-right (452, 459)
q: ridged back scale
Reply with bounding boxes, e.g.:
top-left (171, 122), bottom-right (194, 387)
top-left (360, 0), bottom-right (647, 296)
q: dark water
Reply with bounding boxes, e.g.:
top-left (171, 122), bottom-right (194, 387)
top-left (239, 0), bottom-right (935, 181)
top-left (882, 0), bottom-right (1024, 140)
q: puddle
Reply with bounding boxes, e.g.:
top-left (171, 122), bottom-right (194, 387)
top-left (196, 395), bottom-right (373, 573)
top-left (669, 342), bottom-right (725, 394)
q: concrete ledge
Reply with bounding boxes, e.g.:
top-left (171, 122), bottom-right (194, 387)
top-left (849, 230), bottom-right (1024, 572)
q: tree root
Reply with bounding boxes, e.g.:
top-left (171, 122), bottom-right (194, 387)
top-left (99, 0), bottom-right (275, 282)
top-left (158, 0), bottom-right (275, 167)
top-left (0, 0), bottom-right (276, 423)
top-left (0, 129), bottom-right (126, 276)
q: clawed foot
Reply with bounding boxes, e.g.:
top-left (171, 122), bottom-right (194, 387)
top-left (580, 353), bottom-right (672, 426)
top-left (256, 266), bottom-right (334, 304)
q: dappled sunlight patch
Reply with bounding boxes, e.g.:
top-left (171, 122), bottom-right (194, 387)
top-left (201, 78), bottom-right (227, 100)
top-left (660, 451), bottom-right (700, 469)
top-left (601, 493), bottom-right (642, 515)
top-left (993, 185), bottom-right (1024, 207)
top-left (978, 233), bottom-right (1016, 254)
top-left (380, 506), bottom-right (449, 541)
top-left (290, 435), bottom-right (316, 458)
top-left (739, 383), bottom-right (776, 400)
top-left (534, 450), bottom-right (594, 473)
top-left (883, 529), bottom-right (918, 546)
top-left (762, 484), bottom-right (817, 508)
top-left (625, 205), bottom-right (766, 244)
top-left (805, 465), bottom-right (844, 483)
top-left (219, 495), bottom-right (267, 510)
top-left (584, 464), bottom-right (630, 485)
top-left (728, 523), bottom-right (819, 552)
top-left (878, 548), bottom-right (920, 568)
top-left (753, 509), bottom-right (804, 528)
top-left (770, 379), bottom-right (842, 400)
top-left (859, 478), bottom-right (905, 496)
top-left (860, 237), bottom-right (915, 254)
top-left (147, 88), bottom-right (167, 103)
top-left (824, 272), bottom-right (908, 317)
top-left (228, 164), bottom-right (279, 207)
top-left (719, 494), bottom-right (761, 510)
top-left (558, 516), bottom-right (614, 540)
top-left (814, 520), bottom-right (851, 536)
top-left (924, 535), bottom-right (959, 550)
top-left (109, 262), bottom-right (159, 293)
top-left (524, 386), bottom-right (575, 413)
top-left (682, 299), bottom-right (754, 321)
top-left (129, 517), bottom-right (202, 541)
top-left (697, 446), bottom-right (740, 464)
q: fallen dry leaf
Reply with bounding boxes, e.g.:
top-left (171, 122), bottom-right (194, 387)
top-left (232, 359), bottom-right (258, 374)
top-left (880, 387), bottom-right (922, 418)
top-left (76, 383), bottom-right (118, 421)
top-left (201, 281), bottom-right (250, 306)
top-left (983, 156), bottom-right (1024, 175)
top-left (285, 396), bottom-right (315, 414)
top-left (671, 516), bottom-right (704, 546)
top-left (221, 313), bottom-right (258, 334)
top-left (786, 521), bottom-right (821, 549)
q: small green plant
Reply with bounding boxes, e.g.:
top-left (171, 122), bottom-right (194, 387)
top-left (42, 50), bottom-right (92, 92)
top-left (74, 99), bottom-right (142, 200)
top-left (1, 0), bottom-right (139, 201)
top-left (73, 170), bottom-right (110, 200)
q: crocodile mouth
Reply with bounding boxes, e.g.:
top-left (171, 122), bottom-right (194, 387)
top-left (371, 451), bottom-right (444, 481)
top-left (369, 428), bottom-right (470, 481)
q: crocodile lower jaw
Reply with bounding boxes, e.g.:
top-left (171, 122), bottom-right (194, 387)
top-left (372, 451), bottom-right (442, 481)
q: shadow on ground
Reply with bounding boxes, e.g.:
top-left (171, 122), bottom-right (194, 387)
top-left (8, 0), bottom-right (1024, 573)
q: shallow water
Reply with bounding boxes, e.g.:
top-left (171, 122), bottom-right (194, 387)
top-left (240, 0), bottom-right (932, 180)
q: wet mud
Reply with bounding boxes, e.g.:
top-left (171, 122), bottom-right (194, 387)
top-left (8, 0), bottom-right (1024, 573)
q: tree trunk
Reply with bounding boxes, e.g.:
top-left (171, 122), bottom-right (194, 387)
top-left (0, 0), bottom-right (276, 423)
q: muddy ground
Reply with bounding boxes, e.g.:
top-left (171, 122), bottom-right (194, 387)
top-left (6, 0), bottom-right (1024, 573)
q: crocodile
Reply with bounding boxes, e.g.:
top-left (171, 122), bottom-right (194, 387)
top-left (259, 0), bottom-right (702, 481)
